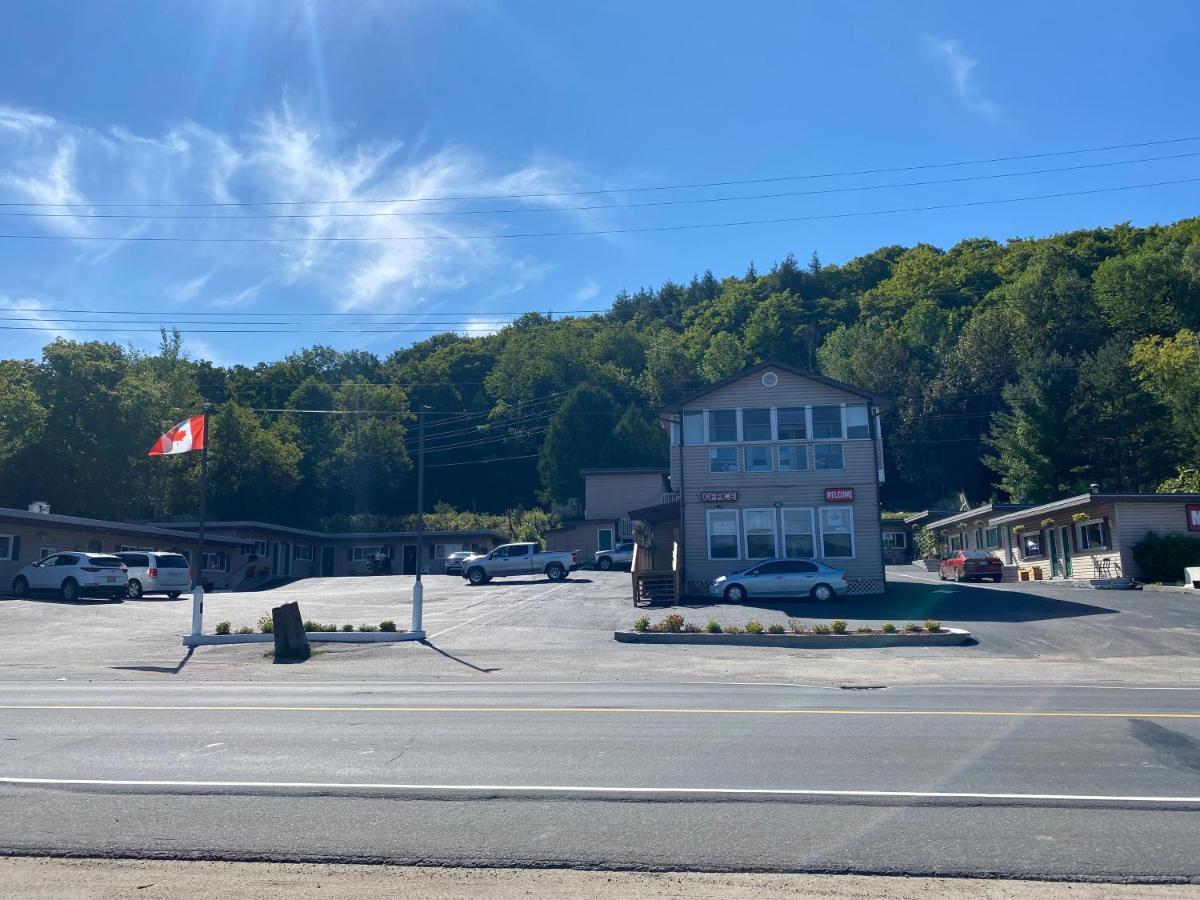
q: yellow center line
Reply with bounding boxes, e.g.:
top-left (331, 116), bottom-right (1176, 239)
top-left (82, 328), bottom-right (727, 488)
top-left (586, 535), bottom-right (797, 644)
top-left (1, 704), bottom-right (1198, 718)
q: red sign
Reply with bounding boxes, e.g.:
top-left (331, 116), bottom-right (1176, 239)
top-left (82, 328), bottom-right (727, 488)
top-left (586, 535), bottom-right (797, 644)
top-left (1188, 504), bottom-right (1200, 532)
top-left (824, 487), bottom-right (855, 503)
top-left (700, 490), bottom-right (738, 502)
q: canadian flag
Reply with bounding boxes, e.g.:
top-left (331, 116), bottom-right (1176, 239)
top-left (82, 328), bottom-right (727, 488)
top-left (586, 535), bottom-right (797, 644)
top-left (148, 414), bottom-right (206, 457)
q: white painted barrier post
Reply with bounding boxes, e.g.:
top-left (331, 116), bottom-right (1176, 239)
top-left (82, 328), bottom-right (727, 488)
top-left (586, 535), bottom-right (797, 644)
top-left (412, 580), bottom-right (423, 633)
top-left (191, 584), bottom-right (204, 636)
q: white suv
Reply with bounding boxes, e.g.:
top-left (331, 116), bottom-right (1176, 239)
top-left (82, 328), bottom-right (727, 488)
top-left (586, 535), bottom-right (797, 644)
top-left (115, 551), bottom-right (192, 599)
top-left (11, 551), bottom-right (129, 601)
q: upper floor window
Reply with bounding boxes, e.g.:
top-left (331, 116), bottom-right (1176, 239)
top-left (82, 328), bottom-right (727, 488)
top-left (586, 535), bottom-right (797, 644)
top-left (709, 447), bottom-right (738, 473)
top-left (777, 407), bottom-right (806, 441)
top-left (742, 408), bottom-right (771, 441)
top-left (777, 444), bottom-right (808, 471)
top-left (813, 443), bottom-right (844, 470)
top-left (744, 446), bottom-right (771, 472)
top-left (812, 406), bottom-right (843, 439)
top-left (682, 411), bottom-right (704, 445)
top-left (845, 404), bottom-right (870, 439)
top-left (708, 410), bottom-right (737, 442)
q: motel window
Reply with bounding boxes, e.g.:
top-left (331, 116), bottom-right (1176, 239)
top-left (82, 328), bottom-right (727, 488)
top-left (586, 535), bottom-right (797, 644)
top-left (884, 531), bottom-right (907, 549)
top-left (707, 509), bottom-right (740, 560)
top-left (294, 544), bottom-right (314, 561)
top-left (973, 528), bottom-right (983, 549)
top-left (1076, 519), bottom-right (1109, 550)
top-left (352, 546), bottom-right (385, 561)
top-left (0, 535), bottom-right (12, 561)
top-left (434, 543), bottom-right (464, 559)
top-left (984, 527), bottom-right (1001, 549)
top-left (202, 552), bottom-right (228, 572)
top-left (777, 407), bottom-right (807, 440)
top-left (777, 444), bottom-right (808, 471)
top-left (118, 545), bottom-right (152, 552)
top-left (845, 404), bottom-right (870, 439)
top-left (811, 406), bottom-right (843, 439)
top-left (820, 507), bottom-right (855, 559)
top-left (709, 447), bottom-right (738, 473)
top-left (742, 408), bottom-right (772, 441)
top-left (253, 540), bottom-right (269, 557)
top-left (708, 409), bottom-right (738, 443)
top-left (743, 508), bottom-right (778, 559)
top-left (1021, 532), bottom-right (1044, 558)
top-left (949, 535), bottom-right (962, 552)
top-left (813, 443), bottom-right (844, 470)
top-left (782, 508), bottom-right (816, 558)
top-left (87, 539), bottom-right (103, 552)
top-left (744, 445), bottom-right (772, 473)
top-left (40, 547), bottom-right (56, 560)
top-left (682, 411), bottom-right (704, 445)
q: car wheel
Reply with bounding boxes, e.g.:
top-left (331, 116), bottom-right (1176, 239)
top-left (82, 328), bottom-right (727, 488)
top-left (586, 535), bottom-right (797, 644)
top-left (937, 570), bottom-right (945, 580)
top-left (810, 582), bottom-right (835, 602)
top-left (167, 592), bottom-right (181, 599)
top-left (60, 578), bottom-right (79, 602)
top-left (126, 579), bottom-right (143, 599)
top-left (467, 567), bottom-right (486, 585)
top-left (546, 563), bottom-right (566, 581)
top-left (12, 576), bottom-right (29, 598)
top-left (598, 556), bottom-right (613, 571)
top-left (992, 575), bottom-right (1002, 583)
top-left (723, 583), bottom-right (746, 603)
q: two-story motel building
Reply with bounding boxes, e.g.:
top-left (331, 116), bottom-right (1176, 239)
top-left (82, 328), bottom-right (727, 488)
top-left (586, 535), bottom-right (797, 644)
top-left (633, 361), bottom-right (888, 597)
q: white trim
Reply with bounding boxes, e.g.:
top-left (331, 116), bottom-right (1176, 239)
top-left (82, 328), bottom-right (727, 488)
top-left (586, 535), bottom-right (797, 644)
top-left (1075, 517), bottom-right (1109, 551)
top-left (293, 544), bottom-right (314, 561)
top-left (776, 443), bottom-right (808, 472)
top-left (706, 508), bottom-right (740, 561)
top-left (819, 506), bottom-right (856, 559)
top-left (781, 507), bottom-right (816, 558)
top-left (883, 530), bottom-right (907, 549)
top-left (741, 508), bottom-right (778, 559)
top-left (0, 533), bottom-right (13, 561)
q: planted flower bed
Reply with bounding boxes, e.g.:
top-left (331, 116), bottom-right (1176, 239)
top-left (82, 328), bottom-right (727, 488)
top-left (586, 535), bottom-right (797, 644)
top-left (615, 614), bottom-right (971, 647)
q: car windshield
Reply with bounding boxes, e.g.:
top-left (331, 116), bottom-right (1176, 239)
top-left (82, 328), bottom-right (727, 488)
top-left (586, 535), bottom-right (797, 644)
top-left (155, 555), bottom-right (190, 568)
top-left (961, 551), bottom-right (994, 558)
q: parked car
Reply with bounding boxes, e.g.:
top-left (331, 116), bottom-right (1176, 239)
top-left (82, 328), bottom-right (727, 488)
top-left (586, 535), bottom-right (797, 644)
top-left (594, 542), bottom-right (634, 571)
top-left (115, 551), bottom-right (191, 599)
top-left (443, 550), bottom-right (476, 576)
top-left (462, 542), bottom-right (579, 585)
top-left (709, 558), bottom-right (848, 602)
top-left (10, 551), bottom-right (129, 601)
top-left (939, 550), bottom-right (1003, 583)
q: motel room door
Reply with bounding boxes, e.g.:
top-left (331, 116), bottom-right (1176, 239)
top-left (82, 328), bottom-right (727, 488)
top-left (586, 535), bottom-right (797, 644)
top-left (1046, 529), bottom-right (1061, 579)
top-left (321, 546), bottom-right (336, 577)
top-left (403, 545), bottom-right (417, 575)
top-left (1058, 526), bottom-right (1073, 577)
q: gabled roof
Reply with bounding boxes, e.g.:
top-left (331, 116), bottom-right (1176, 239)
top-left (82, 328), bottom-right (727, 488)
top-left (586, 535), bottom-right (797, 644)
top-left (989, 492), bottom-right (1200, 525)
top-left (903, 509), bottom-right (959, 526)
top-left (661, 360), bottom-right (890, 414)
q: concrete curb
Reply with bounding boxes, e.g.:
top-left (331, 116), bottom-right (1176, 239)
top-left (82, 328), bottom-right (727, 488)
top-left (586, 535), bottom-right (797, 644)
top-left (183, 631), bottom-right (426, 647)
top-left (613, 627), bottom-right (972, 648)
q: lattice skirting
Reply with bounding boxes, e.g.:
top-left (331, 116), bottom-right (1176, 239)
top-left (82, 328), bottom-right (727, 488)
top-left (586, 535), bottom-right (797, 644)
top-left (686, 579), bottom-right (713, 596)
top-left (847, 575), bottom-right (885, 595)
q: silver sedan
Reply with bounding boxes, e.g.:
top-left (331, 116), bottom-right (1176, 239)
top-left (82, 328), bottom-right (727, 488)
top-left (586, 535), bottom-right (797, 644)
top-left (709, 559), bottom-right (848, 602)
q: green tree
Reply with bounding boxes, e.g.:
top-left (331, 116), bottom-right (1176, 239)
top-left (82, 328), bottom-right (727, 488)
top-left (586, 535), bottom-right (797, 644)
top-left (208, 402), bottom-right (302, 520)
top-left (600, 406), bottom-right (669, 468)
top-left (537, 385), bottom-right (620, 505)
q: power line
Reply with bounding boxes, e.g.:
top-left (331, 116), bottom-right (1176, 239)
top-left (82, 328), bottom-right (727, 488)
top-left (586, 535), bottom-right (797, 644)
top-left (3, 176), bottom-right (1195, 243)
top-left (4, 136), bottom-right (1197, 208)
top-left (0, 306), bottom-right (600, 317)
top-left (426, 453), bottom-right (539, 469)
top-left (5, 151), bottom-right (1195, 221)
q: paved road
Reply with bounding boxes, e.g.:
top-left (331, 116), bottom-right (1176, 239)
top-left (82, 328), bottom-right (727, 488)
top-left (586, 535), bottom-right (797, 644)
top-left (2, 681), bottom-right (1198, 881)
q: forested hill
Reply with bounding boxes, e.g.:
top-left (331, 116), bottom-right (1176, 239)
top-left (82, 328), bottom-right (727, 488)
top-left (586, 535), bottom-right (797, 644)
top-left (2, 216), bottom-right (1199, 529)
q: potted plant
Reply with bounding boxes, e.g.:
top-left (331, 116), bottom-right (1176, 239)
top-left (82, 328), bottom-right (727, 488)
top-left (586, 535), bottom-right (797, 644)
top-left (1040, 517), bottom-right (1056, 528)
top-left (1012, 524), bottom-right (1026, 534)
top-left (1071, 512), bottom-right (1090, 524)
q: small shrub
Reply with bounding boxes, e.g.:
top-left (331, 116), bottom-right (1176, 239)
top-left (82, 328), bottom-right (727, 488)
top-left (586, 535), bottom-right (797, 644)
top-left (766, 623), bottom-right (786, 634)
top-left (633, 615), bottom-right (650, 632)
top-left (215, 620), bottom-right (231, 635)
top-left (380, 619), bottom-right (397, 632)
top-left (881, 622), bottom-right (897, 634)
top-left (303, 620), bottom-right (322, 633)
top-left (830, 619), bottom-right (848, 634)
top-left (341, 624), bottom-right (354, 632)
top-left (855, 625), bottom-right (873, 634)
top-left (1133, 532), bottom-right (1200, 584)
top-left (723, 624), bottom-right (743, 634)
top-left (257, 615), bottom-right (273, 634)
top-left (705, 618), bottom-right (722, 634)
top-left (925, 619), bottom-right (942, 633)
top-left (236, 625), bottom-right (254, 635)
top-left (813, 623), bottom-right (833, 635)
top-left (357, 623), bottom-right (378, 632)
top-left (904, 622), bottom-right (922, 632)
top-left (787, 619), bottom-right (806, 634)
top-left (682, 622), bottom-right (702, 633)
top-left (745, 620), bottom-right (765, 634)
top-left (658, 613), bottom-right (686, 633)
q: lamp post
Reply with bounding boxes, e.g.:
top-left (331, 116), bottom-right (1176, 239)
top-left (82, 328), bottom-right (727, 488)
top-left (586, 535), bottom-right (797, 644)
top-left (411, 404), bottom-right (431, 636)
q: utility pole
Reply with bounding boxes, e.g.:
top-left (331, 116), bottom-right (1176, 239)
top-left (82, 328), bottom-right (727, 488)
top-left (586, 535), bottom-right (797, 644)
top-left (411, 404), bottom-right (430, 636)
top-left (191, 402), bottom-right (211, 637)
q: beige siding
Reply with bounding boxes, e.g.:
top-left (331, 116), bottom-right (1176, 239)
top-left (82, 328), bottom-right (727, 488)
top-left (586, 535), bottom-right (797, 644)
top-left (1005, 502), bottom-right (1122, 581)
top-left (584, 472), bottom-right (667, 520)
top-left (1113, 501), bottom-right (1199, 580)
top-left (544, 521), bottom-right (614, 556)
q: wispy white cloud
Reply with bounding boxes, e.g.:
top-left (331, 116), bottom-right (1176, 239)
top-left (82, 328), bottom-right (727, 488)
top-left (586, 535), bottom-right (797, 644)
top-left (921, 35), bottom-right (999, 121)
top-left (0, 296), bottom-right (72, 344)
top-left (0, 104), bottom-right (55, 134)
top-left (169, 272), bottom-right (214, 304)
top-left (572, 279), bottom-right (601, 304)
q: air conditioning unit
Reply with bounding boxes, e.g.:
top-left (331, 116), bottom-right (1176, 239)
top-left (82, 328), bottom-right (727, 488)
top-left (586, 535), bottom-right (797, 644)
top-left (27, 501), bottom-right (51, 515)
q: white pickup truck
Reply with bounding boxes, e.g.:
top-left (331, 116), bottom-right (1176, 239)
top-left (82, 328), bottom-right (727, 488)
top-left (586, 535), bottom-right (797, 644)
top-left (462, 542), bottom-right (579, 585)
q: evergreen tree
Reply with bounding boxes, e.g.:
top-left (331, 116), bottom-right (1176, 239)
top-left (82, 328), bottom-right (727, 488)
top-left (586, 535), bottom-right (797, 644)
top-left (601, 406), bottom-right (669, 468)
top-left (537, 385), bottom-right (620, 505)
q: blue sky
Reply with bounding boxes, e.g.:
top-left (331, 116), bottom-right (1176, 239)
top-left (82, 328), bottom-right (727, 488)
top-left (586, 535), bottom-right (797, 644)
top-left (1, 0), bottom-right (1197, 366)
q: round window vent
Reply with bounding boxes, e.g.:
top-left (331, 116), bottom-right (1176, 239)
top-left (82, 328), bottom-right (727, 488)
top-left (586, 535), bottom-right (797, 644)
top-left (761, 371), bottom-right (779, 387)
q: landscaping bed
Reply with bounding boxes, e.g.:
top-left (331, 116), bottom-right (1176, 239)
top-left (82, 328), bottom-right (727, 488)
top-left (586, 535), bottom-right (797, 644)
top-left (614, 613), bottom-right (971, 648)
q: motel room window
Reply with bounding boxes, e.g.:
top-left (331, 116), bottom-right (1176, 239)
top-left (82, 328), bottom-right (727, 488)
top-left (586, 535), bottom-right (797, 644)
top-left (782, 508), bottom-right (816, 558)
top-left (202, 552), bottom-right (228, 572)
top-left (884, 531), bottom-right (907, 549)
top-left (434, 543), bottom-right (464, 559)
top-left (811, 405), bottom-right (843, 439)
top-left (40, 547), bottom-right (56, 560)
top-left (949, 534), bottom-right (962, 551)
top-left (294, 544), bottom-right (314, 561)
top-left (1021, 532), bottom-right (1044, 558)
top-left (813, 443), bottom-right (844, 470)
top-left (0, 535), bottom-right (13, 561)
top-left (777, 407), bottom-right (807, 441)
top-left (708, 409), bottom-right (738, 443)
top-left (709, 447), bottom-right (738, 473)
top-left (682, 411), bottom-right (704, 445)
top-left (352, 546), bottom-right (385, 561)
top-left (743, 508), bottom-right (778, 559)
top-left (820, 507), bottom-right (855, 559)
top-left (845, 404), bottom-right (870, 439)
top-left (742, 408), bottom-right (772, 441)
top-left (253, 540), bottom-right (269, 557)
top-left (777, 444), bottom-right (808, 471)
top-left (707, 509), bottom-right (740, 560)
top-left (744, 445), bottom-right (772, 473)
top-left (973, 528), bottom-right (983, 549)
top-left (1076, 519), bottom-right (1109, 550)
top-left (984, 527), bottom-right (1001, 549)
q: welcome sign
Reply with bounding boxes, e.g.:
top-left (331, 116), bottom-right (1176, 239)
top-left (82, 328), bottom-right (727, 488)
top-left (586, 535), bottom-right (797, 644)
top-left (1188, 503), bottom-right (1200, 532)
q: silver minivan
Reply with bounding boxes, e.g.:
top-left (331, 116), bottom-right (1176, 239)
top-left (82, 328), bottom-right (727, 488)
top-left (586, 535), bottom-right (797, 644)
top-left (115, 551), bottom-right (192, 599)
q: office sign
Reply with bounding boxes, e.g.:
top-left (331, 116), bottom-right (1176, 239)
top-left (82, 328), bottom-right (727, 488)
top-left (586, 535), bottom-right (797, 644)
top-left (1188, 503), bottom-right (1200, 532)
top-left (700, 490), bottom-right (738, 502)
top-left (824, 486), bottom-right (855, 503)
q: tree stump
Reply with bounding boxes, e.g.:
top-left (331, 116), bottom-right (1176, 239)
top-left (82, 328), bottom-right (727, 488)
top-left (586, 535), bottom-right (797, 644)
top-left (272, 601), bottom-right (310, 662)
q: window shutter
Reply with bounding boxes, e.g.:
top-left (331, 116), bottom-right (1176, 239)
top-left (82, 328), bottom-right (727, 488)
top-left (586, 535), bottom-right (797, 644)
top-left (10, 536), bottom-right (19, 561)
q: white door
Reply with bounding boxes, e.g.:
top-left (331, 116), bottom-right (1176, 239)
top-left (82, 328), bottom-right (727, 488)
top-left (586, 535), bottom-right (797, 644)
top-left (29, 554), bottom-right (59, 590)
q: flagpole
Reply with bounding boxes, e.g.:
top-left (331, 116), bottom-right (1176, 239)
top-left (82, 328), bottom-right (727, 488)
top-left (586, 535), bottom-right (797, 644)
top-left (411, 404), bottom-right (428, 637)
top-left (191, 403), bottom-right (211, 637)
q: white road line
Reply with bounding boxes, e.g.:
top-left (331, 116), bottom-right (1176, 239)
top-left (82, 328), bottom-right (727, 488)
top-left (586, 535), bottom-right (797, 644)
top-left (426, 583), bottom-right (571, 639)
top-left (1, 776), bottom-right (1197, 804)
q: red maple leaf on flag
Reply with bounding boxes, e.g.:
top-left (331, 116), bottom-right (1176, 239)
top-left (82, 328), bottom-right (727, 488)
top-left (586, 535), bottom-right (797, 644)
top-left (164, 426), bottom-right (189, 443)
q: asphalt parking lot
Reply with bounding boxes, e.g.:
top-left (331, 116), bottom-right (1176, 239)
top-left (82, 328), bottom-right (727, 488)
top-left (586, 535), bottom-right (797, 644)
top-left (1, 566), bottom-right (1197, 685)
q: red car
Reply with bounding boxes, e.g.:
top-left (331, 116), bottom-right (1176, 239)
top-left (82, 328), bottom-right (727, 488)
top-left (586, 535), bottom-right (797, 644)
top-left (938, 550), bottom-right (1002, 583)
